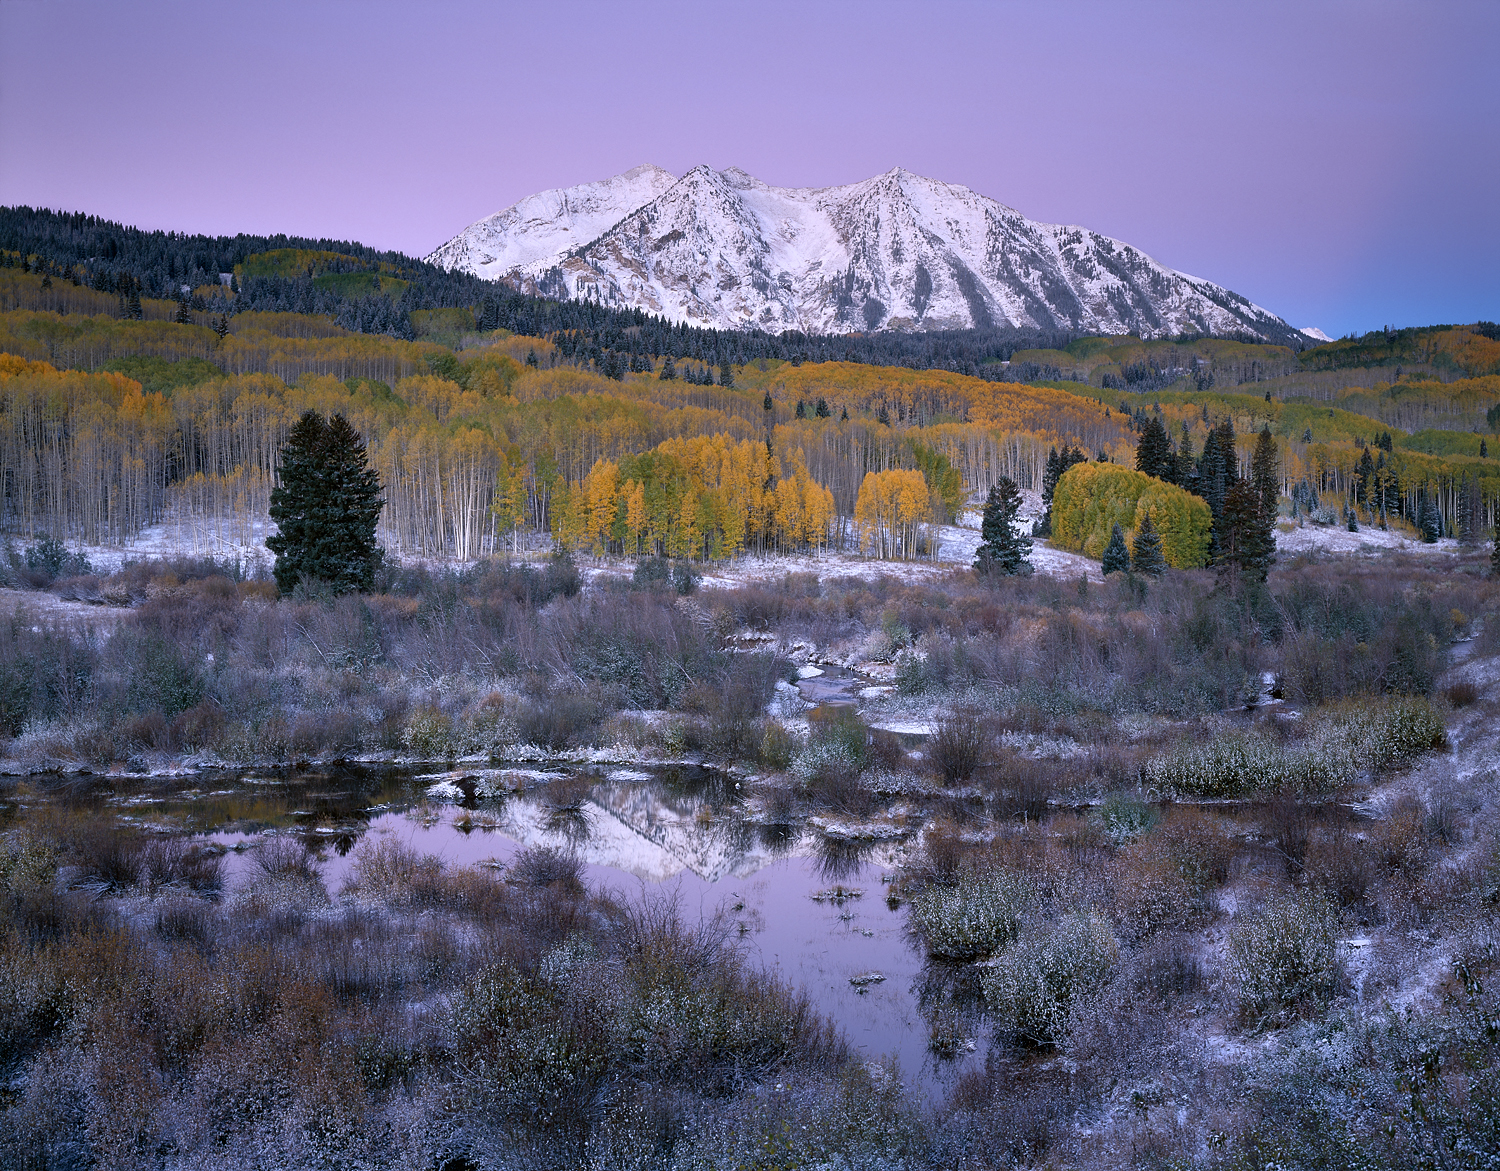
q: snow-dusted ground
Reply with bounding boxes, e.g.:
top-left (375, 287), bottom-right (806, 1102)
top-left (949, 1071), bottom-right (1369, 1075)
top-left (1274, 518), bottom-right (1462, 559)
top-left (18, 489), bottom-right (1472, 607)
top-left (0, 587), bottom-right (132, 626)
top-left (65, 517), bottom-right (276, 576)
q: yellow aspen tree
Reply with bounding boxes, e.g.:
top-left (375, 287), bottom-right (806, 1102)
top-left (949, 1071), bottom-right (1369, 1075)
top-left (624, 479), bottom-right (647, 554)
top-left (582, 458), bottom-right (620, 556)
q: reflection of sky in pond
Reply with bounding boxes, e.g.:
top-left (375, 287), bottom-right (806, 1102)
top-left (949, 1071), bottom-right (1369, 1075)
top-left (5, 762), bottom-right (987, 1097)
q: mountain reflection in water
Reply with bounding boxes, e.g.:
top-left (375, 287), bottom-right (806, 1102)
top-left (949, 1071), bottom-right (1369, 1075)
top-left (5, 762), bottom-right (984, 1097)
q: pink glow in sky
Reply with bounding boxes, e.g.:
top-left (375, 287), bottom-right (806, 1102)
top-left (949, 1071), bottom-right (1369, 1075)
top-left (2, 0), bottom-right (1496, 337)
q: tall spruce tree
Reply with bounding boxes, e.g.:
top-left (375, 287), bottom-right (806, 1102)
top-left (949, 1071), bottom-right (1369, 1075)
top-left (1132, 512), bottom-right (1167, 577)
top-left (1134, 415), bottom-right (1174, 482)
top-left (1218, 479), bottom-right (1274, 581)
top-left (974, 476), bottom-right (1032, 576)
top-left (1355, 446), bottom-right (1375, 505)
top-left (1038, 445), bottom-right (1085, 537)
top-left (1252, 426), bottom-right (1280, 518)
top-left (267, 411), bottom-right (384, 595)
top-left (1101, 523), bottom-right (1131, 574)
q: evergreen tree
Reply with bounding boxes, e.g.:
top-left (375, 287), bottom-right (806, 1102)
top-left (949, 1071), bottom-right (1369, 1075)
top-left (974, 476), bottom-right (1031, 576)
top-left (1417, 493), bottom-right (1441, 543)
top-left (267, 411), bottom-right (384, 596)
top-left (1218, 479), bottom-right (1275, 581)
top-left (1134, 415), bottom-right (1174, 481)
top-left (840, 405), bottom-right (849, 421)
top-left (1101, 523), bottom-right (1131, 574)
top-left (719, 360), bottom-right (734, 388)
top-left (763, 393), bottom-right (773, 413)
top-left (815, 397), bottom-right (831, 418)
top-left (1252, 426), bottom-right (1280, 517)
top-left (526, 349), bottom-right (538, 368)
top-left (658, 355), bottom-right (676, 381)
top-left (1355, 445), bottom-right (1375, 505)
top-left (1038, 445), bottom-right (1085, 537)
top-left (1131, 512), bottom-right (1167, 577)
top-left (795, 400), bottom-right (807, 419)
top-left (1176, 425), bottom-right (1198, 490)
top-left (877, 403), bottom-right (890, 426)
top-left (1482, 438), bottom-right (1489, 458)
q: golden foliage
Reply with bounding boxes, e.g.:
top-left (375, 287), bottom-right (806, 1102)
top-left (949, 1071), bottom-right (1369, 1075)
top-left (1051, 463), bottom-right (1212, 568)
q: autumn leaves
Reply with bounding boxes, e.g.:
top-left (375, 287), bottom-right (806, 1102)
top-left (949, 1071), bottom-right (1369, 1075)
top-left (548, 436), bottom-right (835, 560)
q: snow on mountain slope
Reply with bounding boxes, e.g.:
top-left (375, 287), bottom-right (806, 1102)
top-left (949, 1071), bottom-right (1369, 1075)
top-left (1300, 326), bottom-right (1334, 342)
top-left (424, 163), bottom-right (677, 280)
top-left (428, 164), bottom-right (1300, 343)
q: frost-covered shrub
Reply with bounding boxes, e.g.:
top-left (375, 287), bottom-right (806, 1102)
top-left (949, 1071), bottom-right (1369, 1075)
top-left (980, 911), bottom-right (1119, 1046)
top-left (448, 961), bottom-right (609, 1124)
top-left (790, 737), bottom-right (861, 785)
top-left (344, 837), bottom-right (445, 906)
top-left (1146, 729), bottom-right (1341, 797)
top-left (0, 832), bottom-right (58, 893)
top-left (402, 707), bottom-right (454, 759)
top-left (1097, 792), bottom-right (1157, 843)
top-left (1228, 890), bottom-right (1341, 1024)
top-left (908, 868), bottom-right (1036, 960)
top-left (1326, 696), bottom-right (1446, 772)
top-left (1147, 698), bottom-right (1447, 797)
top-left (758, 720), bottom-right (798, 769)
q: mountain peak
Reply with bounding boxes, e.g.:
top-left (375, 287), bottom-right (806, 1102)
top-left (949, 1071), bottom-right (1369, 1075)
top-left (427, 166), bottom-right (1299, 343)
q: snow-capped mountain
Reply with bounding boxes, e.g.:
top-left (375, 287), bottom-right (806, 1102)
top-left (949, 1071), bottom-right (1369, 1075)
top-left (424, 163), bottom-right (677, 280)
top-left (428, 165), bottom-right (1300, 343)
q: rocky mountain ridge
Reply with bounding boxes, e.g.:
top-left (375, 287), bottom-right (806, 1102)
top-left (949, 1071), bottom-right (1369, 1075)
top-left (428, 164), bottom-right (1302, 344)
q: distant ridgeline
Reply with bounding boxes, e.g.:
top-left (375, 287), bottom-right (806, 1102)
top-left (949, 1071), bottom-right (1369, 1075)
top-left (0, 205), bottom-right (1301, 378)
top-left (0, 206), bottom-right (1496, 565)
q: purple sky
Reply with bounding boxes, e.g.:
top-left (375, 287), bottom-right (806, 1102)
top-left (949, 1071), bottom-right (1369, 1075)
top-left (2, 0), bottom-right (1495, 338)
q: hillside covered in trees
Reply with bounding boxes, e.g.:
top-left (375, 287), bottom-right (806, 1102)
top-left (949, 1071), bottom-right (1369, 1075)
top-left (0, 208), bottom-right (1498, 567)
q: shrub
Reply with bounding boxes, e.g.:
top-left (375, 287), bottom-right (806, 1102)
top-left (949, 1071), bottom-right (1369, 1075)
top-left (70, 822), bottom-right (145, 890)
top-left (931, 707), bottom-right (987, 783)
top-left (908, 867), bottom-right (1036, 960)
top-left (1147, 698), bottom-right (1447, 797)
top-left (344, 838), bottom-right (446, 906)
top-left (758, 720), bottom-right (797, 770)
top-left (1097, 792), bottom-right (1157, 844)
top-left (1304, 826), bottom-right (1374, 907)
top-left (989, 754), bottom-right (1053, 821)
top-left (980, 912), bottom-right (1120, 1046)
top-left (447, 960), bottom-right (611, 1126)
top-left (1110, 852), bottom-right (1201, 940)
top-left (154, 897), bottom-right (213, 944)
top-left (1228, 890), bottom-right (1341, 1025)
top-left (506, 846), bottom-right (584, 894)
top-left (0, 832), bottom-right (58, 894)
top-left (516, 693), bottom-right (603, 751)
top-left (402, 707), bottom-right (455, 759)
top-left (139, 838), bottom-right (224, 894)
